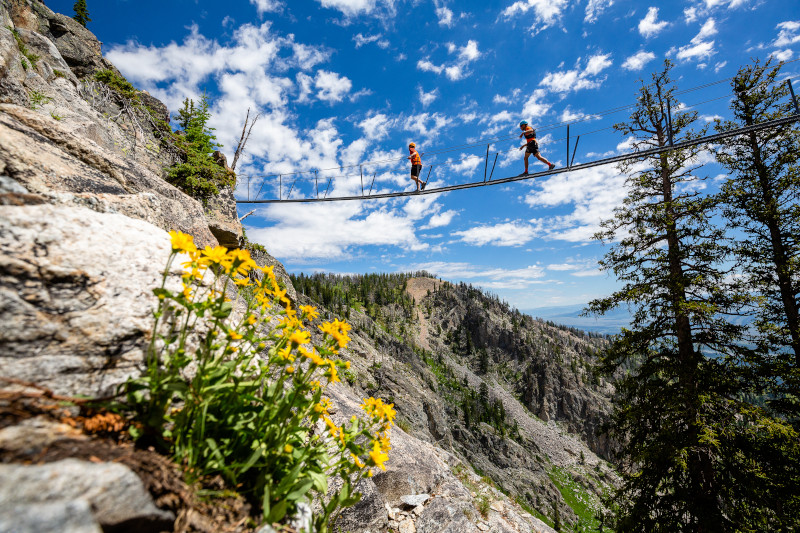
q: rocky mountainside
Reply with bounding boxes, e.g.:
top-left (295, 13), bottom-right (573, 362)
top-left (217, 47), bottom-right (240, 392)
top-left (292, 273), bottom-right (618, 531)
top-left (0, 2), bottom-right (617, 532)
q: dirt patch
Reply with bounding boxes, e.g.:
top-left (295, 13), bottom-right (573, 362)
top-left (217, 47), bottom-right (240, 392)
top-left (0, 396), bottom-right (256, 533)
top-left (405, 277), bottom-right (443, 351)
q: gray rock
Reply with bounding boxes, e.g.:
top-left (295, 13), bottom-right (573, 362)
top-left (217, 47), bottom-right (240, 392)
top-left (401, 494), bottom-right (430, 508)
top-left (0, 104), bottom-right (219, 248)
top-left (0, 500), bottom-right (102, 533)
top-left (205, 183), bottom-right (243, 249)
top-left (0, 204), bottom-right (185, 397)
top-left (0, 459), bottom-right (174, 531)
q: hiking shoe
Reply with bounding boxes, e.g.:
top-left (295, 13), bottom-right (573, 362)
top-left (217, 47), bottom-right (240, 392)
top-left (548, 163), bottom-right (556, 170)
top-left (421, 182), bottom-right (427, 191)
top-left (520, 171), bottom-right (529, 176)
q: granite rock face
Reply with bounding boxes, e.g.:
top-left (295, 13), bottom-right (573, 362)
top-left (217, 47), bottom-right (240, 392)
top-left (0, 459), bottom-right (175, 532)
top-left (0, 0), bottom-right (244, 248)
top-left (0, 204), bottom-right (186, 397)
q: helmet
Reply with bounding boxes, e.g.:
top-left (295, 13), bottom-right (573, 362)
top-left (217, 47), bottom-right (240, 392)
top-left (519, 120), bottom-right (528, 126)
top-left (409, 142), bottom-right (416, 147)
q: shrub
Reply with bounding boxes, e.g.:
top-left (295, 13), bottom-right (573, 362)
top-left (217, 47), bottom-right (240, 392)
top-left (120, 231), bottom-right (394, 531)
top-left (166, 95), bottom-right (234, 199)
top-left (93, 69), bottom-right (139, 100)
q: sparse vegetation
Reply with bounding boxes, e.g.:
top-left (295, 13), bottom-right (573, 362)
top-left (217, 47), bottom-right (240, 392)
top-left (28, 90), bottom-right (52, 110)
top-left (8, 26), bottom-right (40, 71)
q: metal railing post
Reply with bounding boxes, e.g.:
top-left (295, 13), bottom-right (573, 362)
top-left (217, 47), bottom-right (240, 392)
top-left (483, 144), bottom-right (489, 182)
top-left (566, 125), bottom-right (570, 169)
top-left (787, 79), bottom-right (800, 115)
top-left (488, 153), bottom-right (498, 181)
top-left (571, 136), bottom-right (580, 167)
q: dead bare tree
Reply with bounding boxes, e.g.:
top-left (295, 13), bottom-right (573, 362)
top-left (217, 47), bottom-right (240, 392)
top-left (231, 108), bottom-right (260, 171)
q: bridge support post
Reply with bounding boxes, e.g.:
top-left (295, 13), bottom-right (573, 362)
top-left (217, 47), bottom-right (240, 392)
top-left (247, 175), bottom-right (250, 201)
top-left (483, 144), bottom-right (489, 182)
top-left (666, 103), bottom-right (674, 146)
top-left (368, 173), bottom-right (376, 195)
top-left (787, 79), bottom-right (800, 115)
top-left (488, 153), bottom-right (498, 181)
top-left (566, 125), bottom-right (570, 169)
top-left (360, 166), bottom-right (364, 195)
top-left (279, 175), bottom-right (282, 200)
top-left (571, 136), bottom-right (580, 167)
top-left (315, 171), bottom-right (319, 199)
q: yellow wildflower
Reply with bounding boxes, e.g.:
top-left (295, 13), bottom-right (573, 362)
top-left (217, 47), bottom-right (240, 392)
top-left (368, 441), bottom-right (389, 471)
top-left (284, 444), bottom-right (293, 453)
top-left (246, 315), bottom-right (257, 325)
top-left (300, 305), bottom-right (319, 321)
top-left (228, 329), bottom-right (243, 341)
top-left (286, 366), bottom-right (295, 374)
top-left (351, 454), bottom-right (365, 468)
top-left (169, 230), bottom-right (197, 254)
top-left (288, 329), bottom-right (311, 346)
top-left (199, 245), bottom-right (230, 267)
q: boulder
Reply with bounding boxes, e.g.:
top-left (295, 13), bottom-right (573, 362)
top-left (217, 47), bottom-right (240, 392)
top-left (0, 204), bottom-right (185, 397)
top-left (0, 459), bottom-right (174, 532)
top-left (0, 500), bottom-right (102, 533)
top-left (0, 105), bottom-right (218, 248)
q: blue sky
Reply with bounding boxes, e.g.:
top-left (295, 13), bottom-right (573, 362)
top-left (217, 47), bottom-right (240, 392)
top-left (47, 0), bottom-right (800, 310)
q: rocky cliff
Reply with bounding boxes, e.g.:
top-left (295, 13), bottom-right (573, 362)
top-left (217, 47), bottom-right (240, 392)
top-left (0, 2), bottom-right (616, 532)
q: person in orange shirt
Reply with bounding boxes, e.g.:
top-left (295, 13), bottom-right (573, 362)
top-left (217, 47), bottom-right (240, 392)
top-left (408, 142), bottom-right (425, 191)
top-left (518, 120), bottom-right (555, 175)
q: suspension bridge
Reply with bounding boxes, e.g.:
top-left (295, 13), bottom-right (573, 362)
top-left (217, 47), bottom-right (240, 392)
top-left (236, 76), bottom-right (800, 205)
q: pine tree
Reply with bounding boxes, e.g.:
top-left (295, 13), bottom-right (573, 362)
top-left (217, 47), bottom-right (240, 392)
top-left (589, 60), bottom-right (797, 531)
top-left (72, 0), bottom-right (91, 27)
top-left (714, 59), bottom-right (800, 420)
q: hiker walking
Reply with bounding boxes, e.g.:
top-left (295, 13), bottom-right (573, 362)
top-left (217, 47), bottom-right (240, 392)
top-left (408, 142), bottom-right (425, 191)
top-left (518, 120), bottom-right (555, 175)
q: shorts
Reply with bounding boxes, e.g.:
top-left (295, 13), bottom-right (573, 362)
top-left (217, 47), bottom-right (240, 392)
top-left (411, 164), bottom-right (422, 177)
top-left (525, 141), bottom-right (539, 155)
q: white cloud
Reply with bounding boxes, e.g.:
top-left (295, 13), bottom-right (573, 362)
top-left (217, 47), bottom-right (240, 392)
top-left (250, 0), bottom-right (283, 14)
top-left (772, 49), bottom-right (793, 61)
top-left (316, 0), bottom-right (386, 17)
top-left (407, 261), bottom-right (546, 289)
top-left (714, 60), bottom-right (727, 72)
top-left (694, 18), bottom-right (718, 42)
top-left (539, 54), bottom-right (611, 94)
top-left (423, 209), bottom-right (458, 229)
top-left (584, 53), bottom-right (612, 75)
top-left (447, 154), bottom-right (484, 175)
top-left (774, 20), bottom-right (800, 47)
top-left (524, 163), bottom-right (633, 243)
top-left (416, 40), bottom-right (481, 81)
top-left (358, 113), bottom-right (395, 140)
top-left (249, 200), bottom-right (429, 261)
top-left (417, 59), bottom-right (444, 74)
top-left (502, 0), bottom-right (569, 34)
top-left (639, 7), bottom-right (668, 38)
top-left (684, 6), bottom-right (698, 23)
top-left (622, 50), bottom-right (656, 70)
top-left (418, 86), bottom-right (439, 107)
top-left (453, 221), bottom-right (537, 246)
top-left (522, 88), bottom-right (551, 117)
top-left (436, 6), bottom-right (454, 27)
top-left (403, 112), bottom-right (454, 140)
top-left (584, 0), bottom-right (613, 23)
top-left (353, 33), bottom-right (382, 48)
top-left (676, 39), bottom-right (715, 61)
top-left (314, 70), bottom-right (353, 102)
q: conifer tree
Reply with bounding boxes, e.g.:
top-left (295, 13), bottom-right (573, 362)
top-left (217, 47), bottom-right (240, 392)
top-left (590, 60), bottom-right (799, 531)
top-left (72, 0), bottom-right (91, 27)
top-left (714, 59), bottom-right (800, 420)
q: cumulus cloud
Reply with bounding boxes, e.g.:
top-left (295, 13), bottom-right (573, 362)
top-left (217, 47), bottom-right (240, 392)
top-left (436, 6), bottom-right (454, 26)
top-left (423, 209), bottom-right (458, 229)
top-left (407, 261), bottom-right (547, 289)
top-left (314, 70), bottom-right (353, 102)
top-left (416, 40), bottom-right (481, 81)
top-left (674, 18), bottom-right (718, 62)
top-left (584, 0), bottom-right (614, 23)
top-left (403, 112), bottom-right (454, 140)
top-left (353, 33), bottom-right (387, 48)
top-left (453, 221), bottom-right (538, 246)
top-left (418, 86), bottom-right (439, 107)
top-left (522, 88), bottom-right (551, 117)
top-left (250, 0), bottom-right (283, 14)
top-left (639, 7), bottom-right (668, 38)
top-left (622, 50), bottom-right (656, 70)
top-left (774, 20), bottom-right (800, 47)
top-left (315, 0), bottom-right (390, 17)
top-left (502, 0), bottom-right (569, 34)
top-left (539, 53), bottom-right (612, 94)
